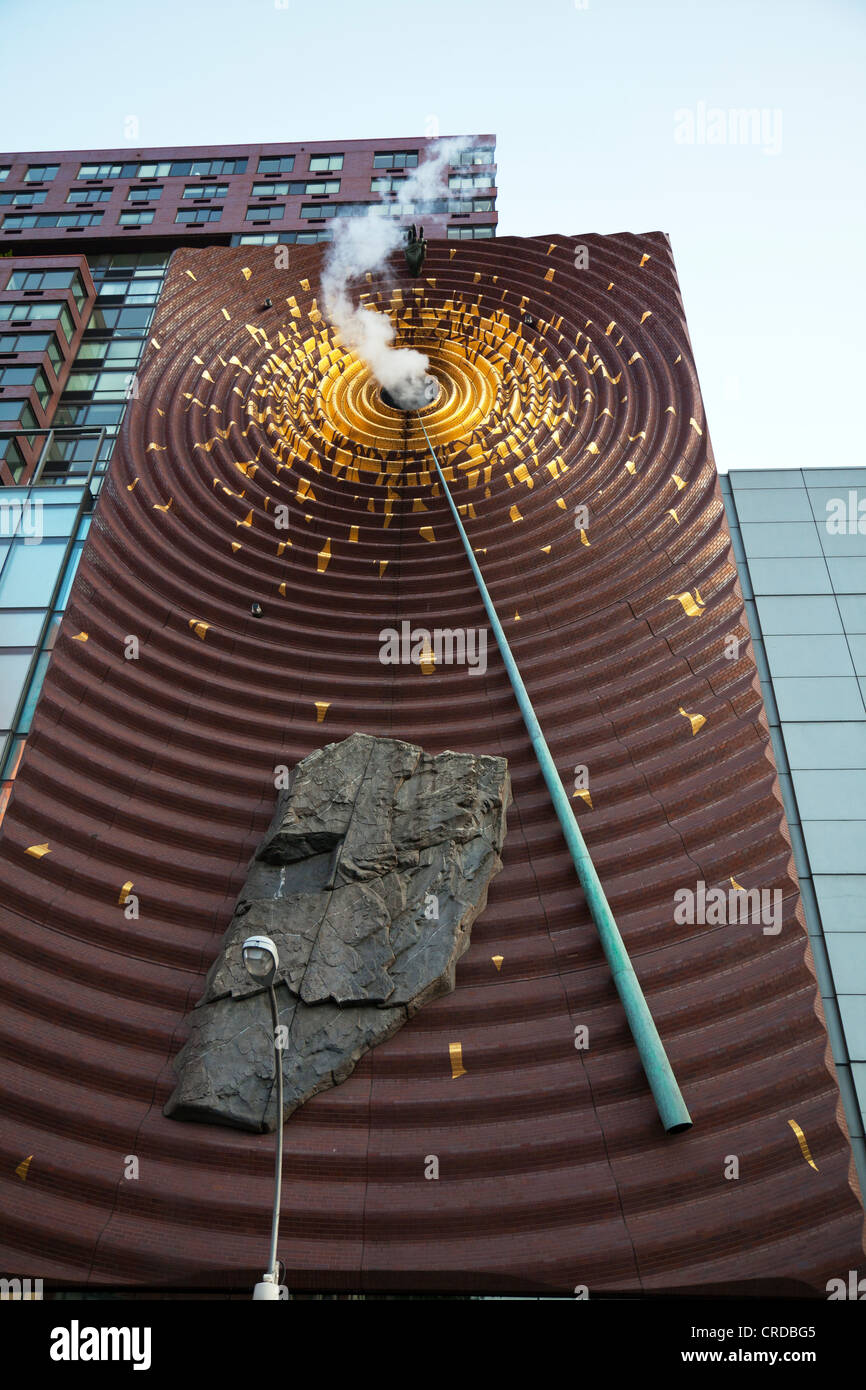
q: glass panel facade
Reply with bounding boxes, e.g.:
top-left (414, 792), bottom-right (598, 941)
top-left (0, 249), bottom-right (169, 822)
top-left (724, 466), bottom-right (866, 1187)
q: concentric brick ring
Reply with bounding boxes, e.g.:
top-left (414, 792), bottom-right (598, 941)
top-left (250, 297), bottom-right (548, 467)
top-left (0, 233), bottom-right (860, 1296)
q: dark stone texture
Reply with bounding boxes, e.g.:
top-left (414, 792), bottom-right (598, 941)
top-left (165, 733), bottom-right (510, 1130)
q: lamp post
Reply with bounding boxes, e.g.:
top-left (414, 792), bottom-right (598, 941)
top-left (242, 934), bottom-right (286, 1301)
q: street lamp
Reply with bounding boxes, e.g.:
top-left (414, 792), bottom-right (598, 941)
top-left (242, 934), bottom-right (286, 1301)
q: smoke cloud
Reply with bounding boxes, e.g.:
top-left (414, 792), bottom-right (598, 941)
top-left (321, 137), bottom-right (474, 410)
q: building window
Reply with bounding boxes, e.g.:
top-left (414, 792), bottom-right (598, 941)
top-left (0, 332), bottom-right (63, 374)
top-left (0, 167), bottom-right (10, 181)
top-left (76, 159), bottom-right (246, 181)
top-left (64, 368), bottom-right (133, 398)
top-left (126, 186), bottom-right (163, 203)
top-left (300, 203), bottom-right (337, 220)
top-left (79, 160), bottom-right (193, 179)
top-left (0, 364), bottom-right (39, 385)
top-left (66, 188), bottom-right (113, 204)
top-left (1, 300), bottom-right (62, 323)
top-left (78, 162), bottom-right (124, 179)
top-left (174, 208), bottom-right (223, 223)
top-left (255, 180), bottom-right (340, 197)
top-left (170, 159), bottom-right (246, 178)
top-left (181, 184), bottom-right (228, 199)
top-left (0, 436), bottom-right (25, 480)
top-left (257, 156), bottom-right (295, 175)
top-left (6, 268), bottom-right (78, 292)
top-left (308, 154), bottom-right (343, 172)
top-left (245, 205), bottom-right (285, 223)
top-left (0, 191), bottom-right (48, 207)
top-left (119, 211), bottom-right (155, 226)
top-left (193, 159), bottom-right (241, 176)
top-left (236, 230), bottom-right (331, 245)
top-left (473, 198), bottom-right (494, 212)
top-left (58, 304), bottom-right (75, 342)
top-left (24, 164), bottom-right (59, 182)
top-left (53, 216), bottom-right (101, 231)
top-left (69, 273), bottom-right (87, 312)
top-left (449, 174), bottom-right (492, 192)
top-left (0, 301), bottom-right (76, 344)
top-left (398, 198), bottom-right (447, 216)
top-left (373, 151), bottom-right (419, 170)
top-left (4, 270), bottom-right (86, 312)
top-left (0, 398), bottom-right (38, 431)
top-left (0, 364), bottom-right (52, 408)
top-left (456, 146), bottom-right (495, 165)
top-left (371, 176), bottom-right (405, 194)
top-left (3, 213), bottom-right (103, 229)
top-left (447, 224), bottom-right (495, 239)
top-left (251, 182), bottom-right (289, 197)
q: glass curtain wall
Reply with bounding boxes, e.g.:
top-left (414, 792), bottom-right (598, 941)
top-left (0, 249), bottom-right (169, 824)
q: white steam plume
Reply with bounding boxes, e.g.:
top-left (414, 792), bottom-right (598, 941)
top-left (321, 137), bottom-right (474, 410)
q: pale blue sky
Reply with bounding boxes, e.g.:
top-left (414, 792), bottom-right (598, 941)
top-left (2, 0), bottom-right (863, 474)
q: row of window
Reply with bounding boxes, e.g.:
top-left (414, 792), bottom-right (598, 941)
top-left (236, 223), bottom-right (496, 245)
top-left (252, 179), bottom-right (341, 197)
top-left (0, 191), bottom-right (48, 207)
top-left (4, 203), bottom-right (496, 231)
top-left (76, 158), bottom-right (248, 180)
top-left (1, 174), bottom-right (495, 210)
top-left (0, 148), bottom-right (494, 188)
top-left (236, 231), bottom-right (332, 246)
top-left (252, 199), bottom-right (495, 224)
top-left (2, 212), bottom-right (104, 230)
top-left (368, 183), bottom-right (495, 211)
top-left (6, 182), bottom-right (235, 205)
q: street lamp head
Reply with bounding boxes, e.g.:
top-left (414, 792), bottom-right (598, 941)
top-left (242, 935), bottom-right (279, 983)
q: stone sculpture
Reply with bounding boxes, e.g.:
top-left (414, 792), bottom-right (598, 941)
top-left (165, 732), bottom-right (510, 1130)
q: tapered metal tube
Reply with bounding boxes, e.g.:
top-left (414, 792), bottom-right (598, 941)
top-left (416, 416), bottom-right (692, 1134)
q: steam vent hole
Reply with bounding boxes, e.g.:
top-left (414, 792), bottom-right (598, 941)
top-left (380, 374), bottom-right (440, 412)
